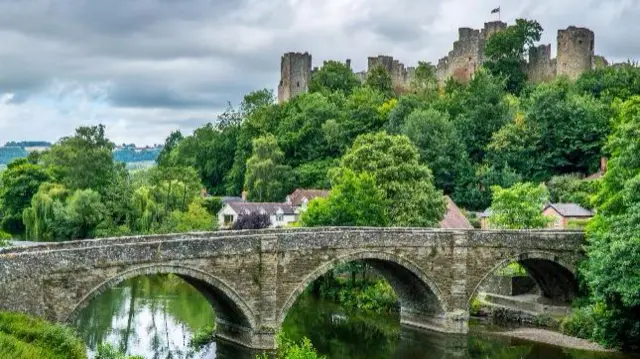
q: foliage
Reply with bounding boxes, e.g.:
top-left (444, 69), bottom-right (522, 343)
top-left (245, 135), bottom-right (292, 202)
top-left (560, 305), bottom-right (598, 340)
top-left (309, 60), bottom-right (361, 96)
top-left (401, 108), bottom-right (469, 193)
top-left (447, 70), bottom-right (511, 163)
top-left (232, 213), bottom-right (272, 230)
top-left (365, 64), bottom-right (394, 99)
top-left (547, 174), bottom-right (599, 209)
top-left (483, 18), bottom-right (543, 94)
top-left (583, 96), bottom-right (640, 350)
top-left (339, 132), bottom-right (446, 227)
top-left (411, 61), bottom-right (438, 98)
top-left (200, 196), bottom-right (223, 216)
top-left (0, 158), bottom-right (51, 235)
top-left (489, 80), bottom-right (610, 181)
top-left (0, 311), bottom-right (87, 359)
top-left (0, 230), bottom-right (10, 247)
top-left (95, 344), bottom-right (144, 359)
top-left (256, 333), bottom-right (325, 359)
top-left (189, 325), bottom-right (216, 348)
top-left (575, 62), bottom-right (640, 103)
top-left (156, 130), bottom-right (183, 168)
top-left (158, 201), bottom-right (214, 233)
top-left (452, 164), bottom-right (522, 211)
top-left (488, 182), bottom-right (551, 229)
top-left (301, 170), bottom-right (388, 227)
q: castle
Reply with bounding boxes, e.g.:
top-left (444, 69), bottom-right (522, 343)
top-left (278, 21), bottom-right (606, 103)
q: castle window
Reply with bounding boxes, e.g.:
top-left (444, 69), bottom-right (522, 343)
top-left (578, 40), bottom-right (583, 45)
top-left (297, 81), bottom-right (300, 87)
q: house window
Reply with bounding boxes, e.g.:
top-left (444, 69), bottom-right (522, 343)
top-left (224, 215), bottom-right (234, 224)
top-left (276, 213), bottom-right (284, 222)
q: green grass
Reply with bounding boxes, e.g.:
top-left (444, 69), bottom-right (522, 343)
top-left (0, 312), bottom-right (87, 359)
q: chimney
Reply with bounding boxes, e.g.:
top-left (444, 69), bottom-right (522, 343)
top-left (600, 157), bottom-right (608, 174)
top-left (241, 190), bottom-right (247, 201)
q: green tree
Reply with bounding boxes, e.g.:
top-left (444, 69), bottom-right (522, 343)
top-left (411, 61), bottom-right (438, 98)
top-left (22, 183), bottom-right (70, 241)
top-left (301, 170), bottom-right (389, 227)
top-left (489, 79), bottom-right (610, 181)
top-left (484, 18), bottom-right (543, 94)
top-left (156, 130), bottom-right (183, 168)
top-left (0, 159), bottom-right (51, 235)
top-left (245, 135), bottom-right (292, 202)
top-left (339, 132), bottom-right (446, 226)
top-left (583, 96), bottom-right (640, 350)
top-left (575, 62), bottom-right (640, 103)
top-left (448, 70), bottom-right (511, 163)
top-left (488, 182), bottom-right (551, 229)
top-left (42, 125), bottom-right (118, 194)
top-left (384, 95), bottom-right (427, 134)
top-left (309, 60), bottom-right (361, 95)
top-left (401, 108), bottom-right (469, 193)
top-left (331, 87), bottom-right (387, 150)
top-left (547, 174), bottom-right (599, 209)
top-left (159, 201), bottom-right (214, 233)
top-left (453, 164), bottom-right (522, 211)
top-left (365, 64), bottom-right (394, 99)
top-left (64, 189), bottom-right (106, 240)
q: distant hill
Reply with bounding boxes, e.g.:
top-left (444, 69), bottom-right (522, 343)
top-left (0, 142), bottom-right (162, 166)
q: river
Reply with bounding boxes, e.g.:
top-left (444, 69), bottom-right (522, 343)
top-left (74, 274), bottom-right (636, 359)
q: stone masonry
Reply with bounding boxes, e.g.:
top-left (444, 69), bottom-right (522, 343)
top-left (278, 22), bottom-right (603, 102)
top-left (0, 228), bottom-right (584, 349)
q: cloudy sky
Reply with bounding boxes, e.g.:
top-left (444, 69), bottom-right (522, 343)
top-left (0, 0), bottom-right (637, 145)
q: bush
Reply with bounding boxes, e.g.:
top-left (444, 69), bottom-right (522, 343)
top-left (0, 230), bottom-right (10, 247)
top-left (232, 213), bottom-right (271, 230)
top-left (189, 325), bottom-right (215, 348)
top-left (95, 344), bottom-right (144, 359)
top-left (256, 333), bottom-right (325, 359)
top-left (0, 312), bottom-right (87, 359)
top-left (560, 305), bottom-right (598, 340)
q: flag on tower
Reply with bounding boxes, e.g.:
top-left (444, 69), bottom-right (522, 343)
top-left (491, 6), bottom-right (500, 14)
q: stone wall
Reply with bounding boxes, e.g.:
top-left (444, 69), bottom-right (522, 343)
top-left (278, 52), bottom-right (312, 103)
top-left (0, 227), bottom-right (585, 349)
top-left (557, 27), bottom-right (595, 80)
top-left (526, 44), bottom-right (557, 83)
top-left (367, 55), bottom-right (414, 90)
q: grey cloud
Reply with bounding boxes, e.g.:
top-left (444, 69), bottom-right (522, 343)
top-left (1, 0), bottom-right (640, 145)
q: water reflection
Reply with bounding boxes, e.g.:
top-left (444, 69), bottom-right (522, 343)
top-left (75, 275), bottom-right (636, 359)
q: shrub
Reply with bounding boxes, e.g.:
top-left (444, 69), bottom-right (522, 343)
top-left (560, 305), bottom-right (598, 340)
top-left (232, 213), bottom-right (271, 230)
top-left (0, 311), bottom-right (87, 359)
top-left (95, 343), bottom-right (144, 359)
top-left (0, 230), bottom-right (10, 247)
top-left (189, 325), bottom-right (215, 348)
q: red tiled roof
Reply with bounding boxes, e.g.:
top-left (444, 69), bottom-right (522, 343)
top-left (286, 189), bottom-right (330, 206)
top-left (439, 196), bottom-right (474, 229)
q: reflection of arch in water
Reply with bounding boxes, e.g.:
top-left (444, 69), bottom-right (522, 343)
top-left (278, 251), bottom-right (448, 332)
top-left (469, 251), bottom-right (579, 306)
top-left (66, 264), bottom-right (257, 344)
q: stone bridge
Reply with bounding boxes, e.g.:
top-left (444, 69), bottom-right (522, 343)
top-left (0, 228), bottom-right (584, 349)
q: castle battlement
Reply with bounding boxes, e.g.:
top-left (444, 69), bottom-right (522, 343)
top-left (277, 22), bottom-right (604, 103)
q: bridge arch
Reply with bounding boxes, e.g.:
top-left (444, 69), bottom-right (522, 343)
top-left (469, 251), bottom-right (579, 306)
top-left (278, 250), bottom-right (449, 331)
top-left (66, 264), bottom-right (258, 341)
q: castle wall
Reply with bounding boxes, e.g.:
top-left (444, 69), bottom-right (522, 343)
top-left (367, 55), bottom-right (413, 89)
top-left (556, 27), bottom-right (594, 80)
top-left (526, 44), bottom-right (557, 83)
top-left (278, 52), bottom-right (312, 103)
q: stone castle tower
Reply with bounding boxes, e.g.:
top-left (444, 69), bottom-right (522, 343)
top-left (556, 27), bottom-right (595, 80)
top-left (278, 52), bottom-right (312, 103)
top-left (277, 23), bottom-right (602, 102)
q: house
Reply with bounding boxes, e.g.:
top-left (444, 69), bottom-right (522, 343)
top-left (217, 202), bottom-right (297, 229)
top-left (479, 203), bottom-right (593, 229)
top-left (286, 189), bottom-right (330, 210)
top-left (439, 196), bottom-right (474, 229)
top-left (543, 203), bottom-right (594, 229)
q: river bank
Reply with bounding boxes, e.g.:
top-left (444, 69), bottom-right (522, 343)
top-left (494, 327), bottom-right (614, 352)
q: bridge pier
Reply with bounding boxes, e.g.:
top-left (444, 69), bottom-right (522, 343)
top-left (400, 309), bottom-right (469, 334)
top-left (216, 320), bottom-right (276, 350)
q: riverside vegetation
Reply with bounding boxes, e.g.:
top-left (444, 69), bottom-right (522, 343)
top-left (0, 18), bottom-right (639, 355)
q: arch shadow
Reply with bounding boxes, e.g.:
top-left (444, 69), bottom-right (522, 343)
top-left (66, 264), bottom-right (257, 333)
top-left (469, 251), bottom-right (579, 307)
top-left (278, 251), bottom-right (448, 330)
